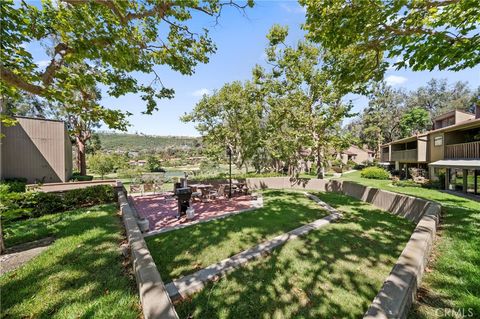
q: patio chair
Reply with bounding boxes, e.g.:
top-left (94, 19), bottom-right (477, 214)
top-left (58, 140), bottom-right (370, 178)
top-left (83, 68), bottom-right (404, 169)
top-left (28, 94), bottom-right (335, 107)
top-left (208, 184), bottom-right (226, 200)
top-left (129, 183), bottom-right (142, 194)
top-left (143, 182), bottom-right (154, 194)
top-left (153, 180), bottom-right (164, 194)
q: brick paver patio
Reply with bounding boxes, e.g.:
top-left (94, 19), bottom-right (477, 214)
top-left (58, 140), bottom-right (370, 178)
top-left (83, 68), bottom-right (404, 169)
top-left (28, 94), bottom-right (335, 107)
top-left (130, 193), bottom-right (256, 232)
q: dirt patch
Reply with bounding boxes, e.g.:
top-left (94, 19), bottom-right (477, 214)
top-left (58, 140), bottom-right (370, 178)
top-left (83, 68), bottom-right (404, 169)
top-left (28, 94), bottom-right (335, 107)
top-left (1, 237), bottom-right (55, 275)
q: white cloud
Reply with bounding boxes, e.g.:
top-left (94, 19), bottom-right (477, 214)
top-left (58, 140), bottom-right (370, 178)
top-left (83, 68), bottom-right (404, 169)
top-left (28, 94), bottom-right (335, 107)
top-left (280, 3), bottom-right (306, 14)
top-left (36, 60), bottom-right (51, 67)
top-left (385, 75), bottom-right (408, 86)
top-left (192, 88), bottom-right (211, 97)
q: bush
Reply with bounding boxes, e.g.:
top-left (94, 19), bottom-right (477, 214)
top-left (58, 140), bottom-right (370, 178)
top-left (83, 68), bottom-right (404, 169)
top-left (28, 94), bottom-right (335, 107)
top-left (0, 185), bottom-right (116, 222)
top-left (71, 172), bottom-right (94, 181)
top-left (360, 167), bottom-right (390, 180)
top-left (0, 178), bottom-right (27, 193)
top-left (392, 179), bottom-right (422, 188)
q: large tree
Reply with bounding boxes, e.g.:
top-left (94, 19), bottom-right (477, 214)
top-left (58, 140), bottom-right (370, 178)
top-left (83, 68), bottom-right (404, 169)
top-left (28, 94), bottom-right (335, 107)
top-left (255, 25), bottom-right (353, 178)
top-left (0, 0), bottom-right (253, 118)
top-left (350, 82), bottom-right (406, 158)
top-left (182, 81), bottom-right (263, 172)
top-left (300, 0), bottom-right (480, 86)
top-left (407, 79), bottom-right (475, 117)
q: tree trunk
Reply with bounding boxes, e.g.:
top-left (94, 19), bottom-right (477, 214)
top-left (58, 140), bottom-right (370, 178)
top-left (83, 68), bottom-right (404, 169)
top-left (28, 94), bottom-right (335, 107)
top-left (316, 147), bottom-right (325, 179)
top-left (76, 137), bottom-right (87, 175)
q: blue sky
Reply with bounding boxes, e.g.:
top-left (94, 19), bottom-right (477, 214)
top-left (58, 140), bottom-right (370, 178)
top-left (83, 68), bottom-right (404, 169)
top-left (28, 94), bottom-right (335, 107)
top-left (28, 0), bottom-right (480, 136)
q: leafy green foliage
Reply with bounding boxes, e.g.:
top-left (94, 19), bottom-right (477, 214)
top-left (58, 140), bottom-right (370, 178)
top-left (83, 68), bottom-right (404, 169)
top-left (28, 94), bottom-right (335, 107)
top-left (399, 107), bottom-right (431, 137)
top-left (0, 185), bottom-right (115, 222)
top-left (70, 172), bottom-right (94, 181)
top-left (0, 179), bottom-right (27, 193)
top-left (360, 167), bottom-right (390, 180)
top-left (88, 153), bottom-right (115, 179)
top-left (184, 25), bottom-right (355, 177)
top-left (301, 0), bottom-right (480, 86)
top-left (0, 0), bottom-right (253, 117)
top-left (146, 155), bottom-right (164, 172)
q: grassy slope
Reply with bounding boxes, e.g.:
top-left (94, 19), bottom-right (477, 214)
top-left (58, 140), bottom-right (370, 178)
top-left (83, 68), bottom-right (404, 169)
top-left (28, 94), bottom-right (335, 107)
top-left (176, 191), bottom-right (414, 318)
top-left (97, 132), bottom-right (200, 152)
top-left (0, 205), bottom-right (140, 318)
top-left (146, 190), bottom-right (330, 282)
top-left (340, 171), bottom-right (480, 318)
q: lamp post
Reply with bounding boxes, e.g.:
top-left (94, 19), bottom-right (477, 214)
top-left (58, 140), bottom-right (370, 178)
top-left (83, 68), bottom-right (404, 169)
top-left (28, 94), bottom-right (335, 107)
top-left (226, 145), bottom-right (232, 198)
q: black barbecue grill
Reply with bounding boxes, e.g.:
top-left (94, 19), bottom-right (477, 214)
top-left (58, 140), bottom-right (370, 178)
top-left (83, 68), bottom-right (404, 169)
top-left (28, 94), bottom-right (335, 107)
top-left (175, 187), bottom-right (192, 217)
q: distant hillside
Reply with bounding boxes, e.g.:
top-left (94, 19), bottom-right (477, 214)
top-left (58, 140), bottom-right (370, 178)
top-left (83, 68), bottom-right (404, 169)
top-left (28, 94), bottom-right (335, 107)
top-left (97, 132), bottom-right (202, 152)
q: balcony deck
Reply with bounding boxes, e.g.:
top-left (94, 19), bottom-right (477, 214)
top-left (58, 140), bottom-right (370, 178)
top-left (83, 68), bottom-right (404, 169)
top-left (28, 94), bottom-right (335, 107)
top-left (391, 149), bottom-right (418, 162)
top-left (445, 141), bottom-right (480, 159)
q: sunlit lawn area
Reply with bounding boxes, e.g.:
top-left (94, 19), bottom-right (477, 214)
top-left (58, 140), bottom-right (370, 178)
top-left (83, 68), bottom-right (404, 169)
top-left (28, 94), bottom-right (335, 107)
top-left (340, 171), bottom-right (480, 318)
top-left (175, 191), bottom-right (414, 318)
top-left (0, 205), bottom-right (140, 318)
top-left (146, 190), bottom-right (330, 282)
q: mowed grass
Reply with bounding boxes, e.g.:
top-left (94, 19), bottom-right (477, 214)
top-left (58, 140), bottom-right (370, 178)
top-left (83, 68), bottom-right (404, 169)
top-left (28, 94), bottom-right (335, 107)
top-left (0, 204), bottom-right (140, 318)
top-left (340, 171), bottom-right (480, 318)
top-left (145, 190), bottom-right (330, 282)
top-left (176, 191), bottom-right (414, 318)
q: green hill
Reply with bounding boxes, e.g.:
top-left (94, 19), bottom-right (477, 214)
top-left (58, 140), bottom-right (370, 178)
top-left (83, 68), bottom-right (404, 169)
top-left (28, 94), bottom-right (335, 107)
top-left (97, 132), bottom-right (201, 152)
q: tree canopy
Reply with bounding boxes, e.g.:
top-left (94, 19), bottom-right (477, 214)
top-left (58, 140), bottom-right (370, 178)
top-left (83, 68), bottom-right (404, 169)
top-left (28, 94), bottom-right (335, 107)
top-left (184, 25), bottom-right (354, 177)
top-left (0, 0), bottom-right (253, 115)
top-left (301, 0), bottom-right (480, 86)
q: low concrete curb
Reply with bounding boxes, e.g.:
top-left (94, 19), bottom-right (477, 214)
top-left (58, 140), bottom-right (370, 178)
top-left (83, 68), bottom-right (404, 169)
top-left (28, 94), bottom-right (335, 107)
top-left (143, 196), bottom-right (264, 238)
top-left (245, 177), bottom-right (443, 319)
top-left (165, 195), bottom-right (341, 301)
top-left (364, 202), bottom-right (441, 319)
top-left (118, 190), bottom-right (179, 319)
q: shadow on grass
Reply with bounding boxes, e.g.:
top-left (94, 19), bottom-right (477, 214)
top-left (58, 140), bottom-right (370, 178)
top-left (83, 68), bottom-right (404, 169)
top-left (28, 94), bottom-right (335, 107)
top-left (0, 205), bottom-right (139, 318)
top-left (145, 190), bottom-right (333, 282)
top-left (174, 192), bottom-right (415, 318)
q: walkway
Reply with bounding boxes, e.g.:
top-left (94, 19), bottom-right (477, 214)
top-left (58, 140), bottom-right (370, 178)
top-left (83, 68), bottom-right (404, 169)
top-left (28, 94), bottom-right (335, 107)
top-left (165, 193), bottom-right (342, 301)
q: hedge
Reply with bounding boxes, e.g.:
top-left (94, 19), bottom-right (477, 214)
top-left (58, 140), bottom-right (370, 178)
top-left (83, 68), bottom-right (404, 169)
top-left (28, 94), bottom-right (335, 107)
top-left (360, 167), bottom-right (390, 180)
top-left (0, 185), bottom-right (116, 222)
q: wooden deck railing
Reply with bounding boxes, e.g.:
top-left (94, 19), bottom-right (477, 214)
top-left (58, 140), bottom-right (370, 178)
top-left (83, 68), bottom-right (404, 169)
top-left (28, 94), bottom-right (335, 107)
top-left (391, 149), bottom-right (417, 162)
top-left (445, 141), bottom-right (480, 159)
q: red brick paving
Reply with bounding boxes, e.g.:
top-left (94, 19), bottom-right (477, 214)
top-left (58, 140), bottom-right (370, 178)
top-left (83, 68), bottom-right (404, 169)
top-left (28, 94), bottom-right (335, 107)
top-left (130, 193), bottom-right (254, 231)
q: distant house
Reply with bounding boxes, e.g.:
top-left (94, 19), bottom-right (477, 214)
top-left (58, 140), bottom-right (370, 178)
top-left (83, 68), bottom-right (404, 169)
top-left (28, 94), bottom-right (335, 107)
top-left (129, 159), bottom-right (147, 167)
top-left (338, 145), bottom-right (375, 165)
top-left (0, 116), bottom-right (73, 183)
top-left (381, 107), bottom-right (480, 195)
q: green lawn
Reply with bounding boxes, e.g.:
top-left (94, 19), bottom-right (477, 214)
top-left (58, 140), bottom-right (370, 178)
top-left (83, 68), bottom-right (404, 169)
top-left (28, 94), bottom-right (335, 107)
top-left (0, 204), bottom-right (140, 318)
top-left (175, 191), bottom-right (414, 318)
top-left (340, 171), bottom-right (480, 318)
top-left (146, 190), bottom-right (331, 282)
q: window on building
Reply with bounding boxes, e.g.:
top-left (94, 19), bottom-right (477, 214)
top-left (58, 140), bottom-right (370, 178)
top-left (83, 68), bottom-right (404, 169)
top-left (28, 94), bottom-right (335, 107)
top-left (434, 136), bottom-right (443, 146)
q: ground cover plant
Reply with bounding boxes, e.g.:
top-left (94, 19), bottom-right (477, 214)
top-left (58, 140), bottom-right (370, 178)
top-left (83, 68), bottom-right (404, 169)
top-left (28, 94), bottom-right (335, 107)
top-left (0, 204), bottom-right (140, 318)
top-left (146, 190), bottom-right (331, 282)
top-left (360, 166), bottom-right (390, 180)
top-left (340, 171), bottom-right (480, 318)
top-left (0, 185), bottom-right (115, 222)
top-left (175, 191), bottom-right (414, 318)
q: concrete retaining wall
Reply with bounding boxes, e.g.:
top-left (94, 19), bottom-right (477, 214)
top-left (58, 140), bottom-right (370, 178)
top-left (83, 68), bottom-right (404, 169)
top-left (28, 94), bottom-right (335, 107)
top-left (246, 177), bottom-right (442, 318)
top-left (118, 190), bottom-right (179, 319)
top-left (246, 177), bottom-right (431, 224)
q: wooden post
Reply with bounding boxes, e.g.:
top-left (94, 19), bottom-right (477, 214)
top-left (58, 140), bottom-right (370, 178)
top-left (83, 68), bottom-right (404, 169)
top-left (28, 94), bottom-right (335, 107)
top-left (463, 169), bottom-right (468, 193)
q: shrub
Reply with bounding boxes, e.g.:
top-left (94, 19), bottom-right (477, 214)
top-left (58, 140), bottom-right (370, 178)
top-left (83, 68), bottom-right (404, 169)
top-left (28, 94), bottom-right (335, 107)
top-left (0, 185), bottom-right (116, 222)
top-left (0, 178), bottom-right (27, 193)
top-left (89, 153), bottom-right (115, 179)
top-left (392, 179), bottom-right (422, 188)
top-left (360, 167), bottom-right (390, 180)
top-left (71, 172), bottom-right (94, 181)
